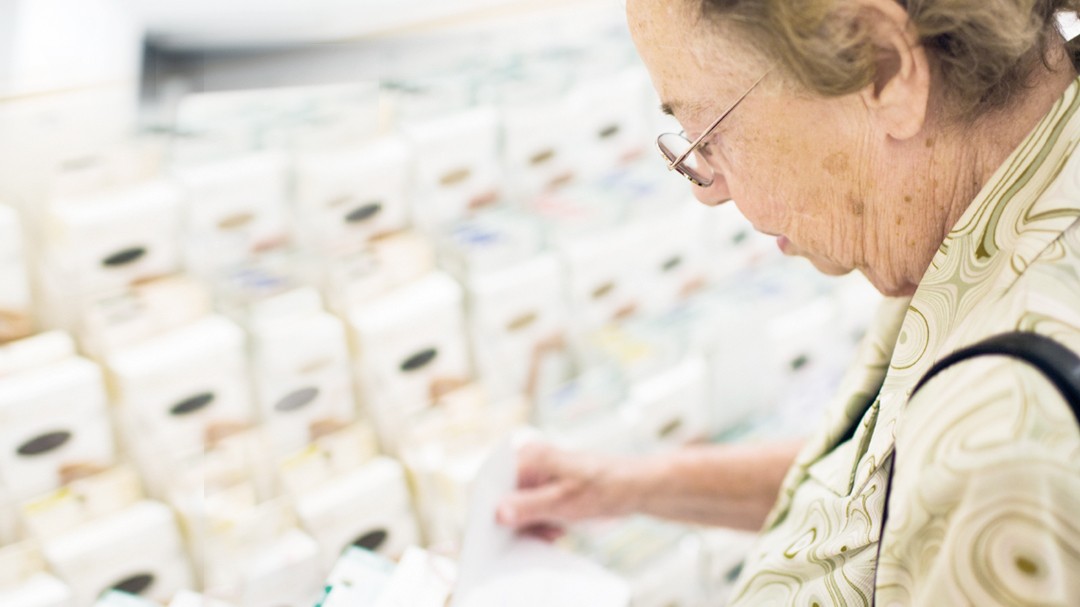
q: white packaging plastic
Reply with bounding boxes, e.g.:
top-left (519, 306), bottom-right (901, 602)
top-left (248, 290), bottom-right (356, 454)
top-left (105, 316), bottom-right (255, 457)
top-left (293, 137), bottom-right (412, 255)
top-left (466, 254), bottom-right (573, 400)
top-left (294, 456), bottom-right (420, 568)
top-left (0, 356), bottom-right (115, 500)
top-left (0, 542), bottom-right (75, 607)
top-left (0, 205), bottom-right (33, 344)
top-left (620, 356), bottom-right (710, 452)
top-left (559, 227), bottom-right (644, 337)
top-left (44, 180), bottom-right (182, 297)
top-left (42, 500), bottom-right (194, 606)
top-left (174, 153), bottom-right (291, 277)
top-left (401, 108), bottom-right (502, 230)
top-left (565, 70), bottom-right (651, 177)
top-left (348, 272), bottom-right (471, 453)
top-left (322, 230), bottom-right (436, 313)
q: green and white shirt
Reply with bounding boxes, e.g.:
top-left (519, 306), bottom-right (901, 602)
top-left (730, 78), bottom-right (1080, 606)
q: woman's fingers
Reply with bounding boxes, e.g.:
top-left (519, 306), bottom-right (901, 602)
top-left (496, 481), bottom-right (570, 527)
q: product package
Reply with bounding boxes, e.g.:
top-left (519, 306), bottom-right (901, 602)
top-left (0, 355), bottom-right (116, 500)
top-left (619, 356), bottom-right (710, 452)
top-left (292, 456), bottom-right (420, 568)
top-left (464, 254), bottom-right (574, 401)
top-left (0, 205), bottom-right (33, 344)
top-left (401, 107), bottom-right (503, 230)
top-left (247, 288), bottom-right (357, 454)
top-left (0, 541), bottom-right (74, 607)
top-left (401, 386), bottom-right (528, 548)
top-left (41, 500), bottom-right (194, 606)
top-left (105, 316), bottom-right (255, 461)
top-left (173, 152), bottom-right (292, 278)
top-left (292, 136), bottom-right (412, 256)
top-left (347, 272), bottom-right (472, 453)
top-left (43, 180), bottom-right (182, 297)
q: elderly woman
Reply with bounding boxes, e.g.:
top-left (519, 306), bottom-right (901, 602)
top-left (497, 0), bottom-right (1080, 604)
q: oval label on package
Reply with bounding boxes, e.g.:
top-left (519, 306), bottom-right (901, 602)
top-left (661, 255), bottom-right (683, 272)
top-left (400, 348), bottom-right (438, 372)
top-left (275, 387), bottom-right (320, 412)
top-left (345, 202), bottom-right (383, 224)
top-left (111, 572), bottom-right (155, 595)
top-left (169, 392), bottom-right (216, 416)
top-left (217, 211), bottom-right (256, 230)
top-left (101, 247), bottom-right (147, 267)
top-left (598, 124), bottom-right (621, 139)
top-left (507, 312), bottom-right (538, 332)
top-left (440, 167), bottom-right (472, 187)
top-left (352, 528), bottom-right (389, 552)
top-left (16, 431), bottom-right (72, 456)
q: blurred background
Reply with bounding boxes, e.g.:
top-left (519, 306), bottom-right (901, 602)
top-left (0, 1), bottom-right (883, 606)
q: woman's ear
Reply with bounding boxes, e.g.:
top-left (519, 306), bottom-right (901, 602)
top-left (857, 0), bottom-right (931, 141)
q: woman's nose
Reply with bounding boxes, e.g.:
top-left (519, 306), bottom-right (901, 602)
top-left (690, 172), bottom-right (732, 206)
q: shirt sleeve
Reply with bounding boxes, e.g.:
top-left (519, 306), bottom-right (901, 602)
top-left (875, 356), bottom-right (1080, 606)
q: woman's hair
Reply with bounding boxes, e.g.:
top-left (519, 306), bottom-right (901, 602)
top-left (698, 0), bottom-right (1080, 116)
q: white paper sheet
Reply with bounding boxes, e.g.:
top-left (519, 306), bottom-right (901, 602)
top-left (452, 433), bottom-right (630, 607)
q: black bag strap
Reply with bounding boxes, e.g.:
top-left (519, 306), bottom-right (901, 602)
top-left (872, 331), bottom-right (1080, 605)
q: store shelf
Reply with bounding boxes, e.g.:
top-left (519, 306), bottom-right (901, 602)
top-left (134, 0), bottom-right (609, 51)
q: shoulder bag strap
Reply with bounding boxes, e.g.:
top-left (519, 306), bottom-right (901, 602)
top-left (872, 331), bottom-right (1080, 605)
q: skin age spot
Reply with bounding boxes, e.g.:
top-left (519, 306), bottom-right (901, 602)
top-left (925, 137), bottom-right (935, 148)
top-left (822, 151), bottom-right (851, 176)
top-left (904, 195), bottom-right (913, 203)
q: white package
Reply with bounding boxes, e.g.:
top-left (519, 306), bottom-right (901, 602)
top-left (695, 202), bottom-right (779, 284)
top-left (174, 153), bottom-right (291, 277)
top-left (76, 274), bottom-right (213, 360)
top-left (0, 331), bottom-right (75, 378)
top-left (629, 205), bottom-right (711, 315)
top-left (44, 180), bottom-right (182, 295)
top-left (566, 70), bottom-right (650, 177)
top-left (0, 205), bottom-right (33, 344)
top-left (402, 388), bottom-right (528, 548)
top-left (348, 272), bottom-right (471, 452)
top-left (106, 316), bottom-right (255, 457)
top-left (0, 542), bottom-right (74, 607)
top-left (622, 538), bottom-right (703, 607)
top-left (466, 254), bottom-right (572, 400)
top-left (559, 227), bottom-right (644, 337)
top-left (436, 211), bottom-right (544, 280)
top-left (249, 295), bottom-right (356, 453)
top-left (401, 108), bottom-right (502, 230)
top-left (294, 456), bottom-right (420, 568)
top-left (170, 590), bottom-right (237, 607)
top-left (42, 500), bottom-right (193, 606)
top-left (375, 547), bottom-right (456, 607)
top-left (0, 356), bottom-right (115, 500)
top-left (229, 529), bottom-right (323, 607)
top-left (0, 86), bottom-right (137, 229)
top-left (620, 356), bottom-right (710, 451)
top-left (293, 137), bottom-right (412, 254)
top-left (500, 96), bottom-right (578, 199)
top-left (322, 230), bottom-right (436, 313)
top-left (319, 547), bottom-right (395, 607)
top-left (0, 0), bottom-right (141, 98)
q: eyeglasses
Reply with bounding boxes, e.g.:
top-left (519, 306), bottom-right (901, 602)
top-left (656, 70), bottom-right (771, 187)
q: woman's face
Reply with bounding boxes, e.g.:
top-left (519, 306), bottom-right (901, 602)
top-left (628, 1), bottom-right (887, 279)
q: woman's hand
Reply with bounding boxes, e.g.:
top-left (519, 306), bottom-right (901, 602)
top-left (496, 439), bottom-right (804, 533)
top-left (495, 442), bottom-right (639, 533)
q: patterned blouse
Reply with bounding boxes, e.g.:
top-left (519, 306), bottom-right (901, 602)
top-left (729, 79), bottom-right (1080, 606)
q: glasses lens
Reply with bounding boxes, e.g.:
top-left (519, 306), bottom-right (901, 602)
top-left (657, 133), bottom-right (713, 186)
